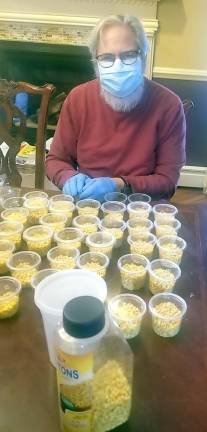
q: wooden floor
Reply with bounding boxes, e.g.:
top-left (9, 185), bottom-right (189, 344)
top-left (170, 187), bottom-right (207, 205)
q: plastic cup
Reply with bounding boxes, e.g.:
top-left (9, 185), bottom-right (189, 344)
top-left (23, 225), bottom-right (53, 256)
top-left (47, 246), bottom-right (79, 270)
top-left (148, 258), bottom-right (181, 295)
top-left (126, 217), bottom-right (153, 236)
top-left (127, 233), bottom-right (157, 260)
top-left (54, 227), bottom-right (84, 250)
top-left (24, 197), bottom-right (49, 225)
top-left (49, 199), bottom-right (75, 224)
top-left (99, 218), bottom-right (126, 248)
top-left (128, 193), bottom-right (151, 203)
top-left (108, 293), bottom-right (146, 339)
top-left (118, 253), bottom-right (149, 291)
top-left (127, 202), bottom-right (152, 220)
top-left (2, 197), bottom-right (25, 209)
top-left (76, 199), bottom-right (101, 217)
top-left (86, 231), bottom-right (115, 258)
top-left (154, 219), bottom-right (181, 238)
top-left (49, 193), bottom-right (74, 203)
top-left (0, 221), bottom-right (23, 249)
top-left (1, 207), bottom-right (29, 226)
top-left (7, 251), bottom-right (41, 288)
top-left (101, 201), bottom-right (126, 222)
top-left (153, 203), bottom-right (178, 224)
top-left (157, 235), bottom-right (186, 265)
top-left (77, 252), bottom-right (109, 278)
top-left (149, 292), bottom-right (187, 337)
top-left (39, 213), bottom-right (67, 234)
top-left (31, 268), bottom-right (58, 289)
top-left (104, 192), bottom-right (127, 203)
top-left (24, 190), bottom-right (48, 200)
top-left (0, 276), bottom-right (21, 319)
top-left (0, 186), bottom-right (21, 208)
top-left (34, 269), bottom-right (107, 366)
top-left (73, 215), bottom-right (100, 238)
top-left (0, 240), bottom-right (15, 274)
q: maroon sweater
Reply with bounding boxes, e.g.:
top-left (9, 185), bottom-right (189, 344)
top-left (46, 78), bottom-right (186, 196)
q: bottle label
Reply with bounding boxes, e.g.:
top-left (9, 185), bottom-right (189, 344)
top-left (57, 349), bottom-right (93, 432)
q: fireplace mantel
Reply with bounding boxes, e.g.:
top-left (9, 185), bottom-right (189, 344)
top-left (0, 12), bottom-right (158, 78)
top-left (0, 0), bottom-right (159, 77)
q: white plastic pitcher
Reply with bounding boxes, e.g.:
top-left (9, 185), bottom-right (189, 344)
top-left (34, 269), bottom-right (107, 366)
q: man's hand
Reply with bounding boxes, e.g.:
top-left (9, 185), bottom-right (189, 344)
top-left (63, 173), bottom-right (90, 197)
top-left (79, 177), bottom-right (117, 202)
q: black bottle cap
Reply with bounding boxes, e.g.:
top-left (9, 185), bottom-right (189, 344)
top-left (63, 296), bottom-right (105, 338)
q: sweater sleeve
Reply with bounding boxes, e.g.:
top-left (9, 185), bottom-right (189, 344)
top-left (45, 94), bottom-right (78, 189)
top-left (121, 100), bottom-right (186, 197)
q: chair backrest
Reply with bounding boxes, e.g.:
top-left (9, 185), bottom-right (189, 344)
top-left (0, 79), bottom-right (55, 189)
top-left (182, 99), bottom-right (194, 117)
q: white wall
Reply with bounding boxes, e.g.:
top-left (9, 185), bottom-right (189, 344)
top-left (0, 0), bottom-right (157, 19)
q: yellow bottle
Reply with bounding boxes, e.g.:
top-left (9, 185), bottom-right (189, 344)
top-left (55, 295), bottom-right (133, 432)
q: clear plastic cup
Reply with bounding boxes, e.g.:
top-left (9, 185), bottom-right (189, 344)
top-left (7, 251), bottom-right (41, 288)
top-left (1, 207), bottom-right (29, 226)
top-left (86, 231), bottom-right (115, 258)
top-left (0, 221), bottom-right (23, 249)
top-left (153, 203), bottom-right (178, 224)
top-left (49, 198), bottom-right (75, 224)
top-left (126, 217), bottom-right (153, 236)
top-left (104, 192), bottom-right (127, 203)
top-left (127, 233), bottom-right (157, 260)
top-left (157, 236), bottom-right (186, 265)
top-left (49, 193), bottom-right (74, 203)
top-left (128, 193), bottom-right (151, 203)
top-left (0, 186), bottom-right (21, 208)
top-left (154, 219), bottom-right (181, 238)
top-left (149, 292), bottom-right (187, 337)
top-left (77, 251), bottom-right (109, 278)
top-left (39, 213), bottom-right (67, 234)
top-left (0, 276), bottom-right (21, 319)
top-left (24, 190), bottom-right (48, 200)
top-left (47, 246), bottom-right (79, 270)
top-left (31, 268), bottom-right (58, 289)
top-left (76, 199), bottom-right (101, 217)
top-left (101, 201), bottom-right (126, 222)
top-left (0, 240), bottom-right (15, 274)
top-left (23, 225), bottom-right (53, 256)
top-left (109, 293), bottom-right (146, 339)
top-left (149, 258), bottom-right (181, 295)
top-left (54, 227), bottom-right (84, 250)
top-left (34, 269), bottom-right (107, 366)
top-left (118, 253), bottom-right (149, 291)
top-left (2, 196), bottom-right (25, 209)
top-left (127, 202), bottom-right (152, 219)
top-left (99, 218), bottom-right (126, 248)
top-left (24, 197), bottom-right (49, 225)
top-left (73, 215), bottom-right (100, 238)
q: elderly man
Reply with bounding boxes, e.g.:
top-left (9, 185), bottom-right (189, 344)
top-left (46, 15), bottom-right (186, 201)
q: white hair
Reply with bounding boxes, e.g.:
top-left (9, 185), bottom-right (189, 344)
top-left (88, 14), bottom-right (149, 69)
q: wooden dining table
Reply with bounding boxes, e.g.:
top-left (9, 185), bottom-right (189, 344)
top-left (1, 201), bottom-right (207, 432)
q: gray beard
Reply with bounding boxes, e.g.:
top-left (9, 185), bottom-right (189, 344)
top-left (100, 78), bottom-right (144, 112)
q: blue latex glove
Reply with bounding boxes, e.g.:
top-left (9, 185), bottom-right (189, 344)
top-left (79, 177), bottom-right (117, 202)
top-left (63, 173), bottom-right (90, 198)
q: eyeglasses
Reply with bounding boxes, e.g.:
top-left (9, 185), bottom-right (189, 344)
top-left (96, 49), bottom-right (141, 68)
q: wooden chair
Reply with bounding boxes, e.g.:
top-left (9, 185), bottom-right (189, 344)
top-left (182, 99), bottom-right (194, 117)
top-left (0, 79), bottom-right (55, 189)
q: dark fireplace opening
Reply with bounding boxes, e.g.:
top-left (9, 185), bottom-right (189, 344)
top-left (0, 40), bottom-right (95, 140)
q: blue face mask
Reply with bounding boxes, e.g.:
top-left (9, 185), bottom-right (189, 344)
top-left (98, 58), bottom-right (143, 98)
